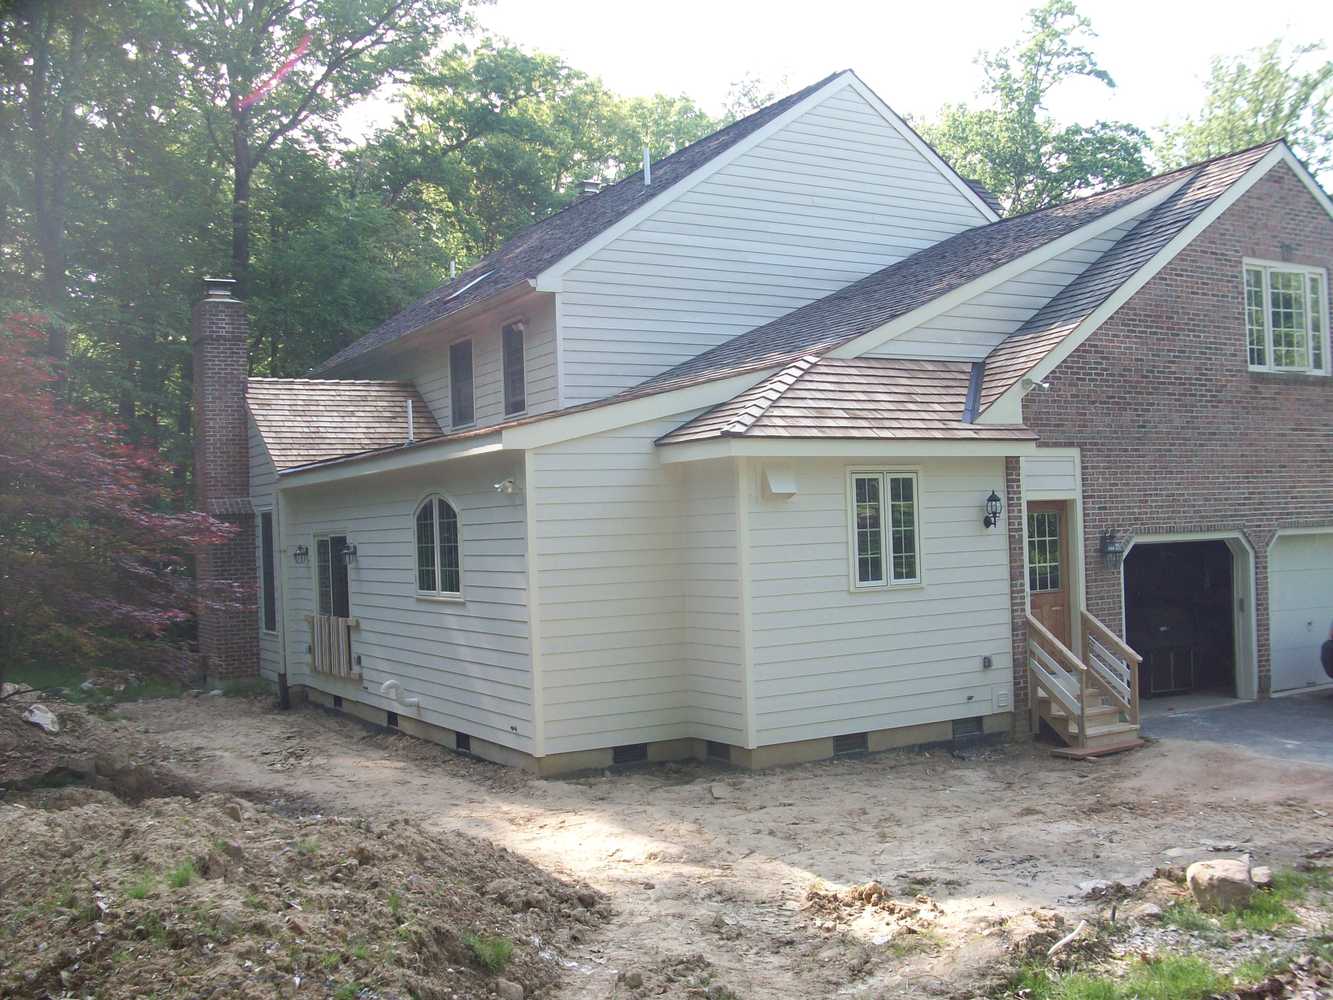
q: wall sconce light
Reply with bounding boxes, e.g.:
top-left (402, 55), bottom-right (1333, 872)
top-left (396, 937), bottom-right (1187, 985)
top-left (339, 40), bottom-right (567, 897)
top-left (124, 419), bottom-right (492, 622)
top-left (983, 490), bottom-right (1003, 529)
top-left (340, 542), bottom-right (358, 566)
top-left (1100, 529), bottom-right (1126, 568)
top-left (292, 544), bottom-right (309, 565)
top-left (493, 478), bottom-right (517, 495)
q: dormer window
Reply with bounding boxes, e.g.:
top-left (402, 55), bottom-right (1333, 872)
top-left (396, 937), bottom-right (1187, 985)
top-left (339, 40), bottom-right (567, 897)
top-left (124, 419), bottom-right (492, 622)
top-left (1245, 261), bottom-right (1328, 374)
top-left (449, 339), bottom-right (474, 425)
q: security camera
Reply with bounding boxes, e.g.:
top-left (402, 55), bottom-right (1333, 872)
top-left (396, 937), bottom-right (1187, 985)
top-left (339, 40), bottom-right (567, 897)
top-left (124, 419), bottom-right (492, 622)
top-left (493, 478), bottom-right (516, 495)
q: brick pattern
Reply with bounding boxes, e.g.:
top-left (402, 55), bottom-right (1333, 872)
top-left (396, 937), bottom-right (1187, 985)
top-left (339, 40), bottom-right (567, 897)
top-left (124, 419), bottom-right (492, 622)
top-left (1005, 456), bottom-right (1030, 736)
top-left (192, 291), bottom-right (259, 679)
top-left (1022, 162), bottom-right (1333, 697)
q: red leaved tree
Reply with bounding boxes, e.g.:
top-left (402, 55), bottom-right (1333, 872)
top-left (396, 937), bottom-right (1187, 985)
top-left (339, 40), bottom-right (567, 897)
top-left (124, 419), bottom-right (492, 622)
top-left (0, 311), bottom-right (234, 685)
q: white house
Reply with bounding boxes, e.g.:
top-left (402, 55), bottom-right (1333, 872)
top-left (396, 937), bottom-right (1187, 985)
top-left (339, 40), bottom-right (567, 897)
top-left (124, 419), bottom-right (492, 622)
top-left (190, 70), bottom-right (1333, 774)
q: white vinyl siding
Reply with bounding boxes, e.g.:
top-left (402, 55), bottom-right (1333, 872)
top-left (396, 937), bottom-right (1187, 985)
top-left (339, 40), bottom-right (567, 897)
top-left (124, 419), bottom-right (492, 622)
top-left (746, 458), bottom-right (1013, 747)
top-left (1244, 260), bottom-right (1329, 374)
top-left (1021, 453), bottom-right (1080, 498)
top-left (865, 215), bottom-right (1143, 361)
top-left (281, 453), bottom-right (533, 752)
top-left (249, 420), bottom-right (283, 682)
top-left (557, 86), bottom-right (989, 403)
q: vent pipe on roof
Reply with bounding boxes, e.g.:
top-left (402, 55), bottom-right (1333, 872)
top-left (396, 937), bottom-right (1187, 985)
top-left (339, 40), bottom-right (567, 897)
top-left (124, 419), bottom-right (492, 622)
top-left (578, 178), bottom-right (601, 197)
top-left (405, 398), bottom-right (415, 445)
top-left (449, 259), bottom-right (456, 279)
top-left (643, 144), bottom-right (651, 186)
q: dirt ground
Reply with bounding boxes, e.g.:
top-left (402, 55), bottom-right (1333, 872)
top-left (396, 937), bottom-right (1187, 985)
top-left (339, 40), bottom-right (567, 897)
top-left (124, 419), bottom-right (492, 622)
top-left (94, 696), bottom-right (1333, 999)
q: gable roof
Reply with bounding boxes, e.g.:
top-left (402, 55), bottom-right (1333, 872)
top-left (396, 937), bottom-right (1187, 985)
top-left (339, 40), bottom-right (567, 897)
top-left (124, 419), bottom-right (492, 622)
top-left (316, 71), bottom-right (852, 374)
top-left (656, 356), bottom-right (1035, 445)
top-left (247, 378), bottom-right (441, 471)
top-left (976, 142), bottom-right (1280, 412)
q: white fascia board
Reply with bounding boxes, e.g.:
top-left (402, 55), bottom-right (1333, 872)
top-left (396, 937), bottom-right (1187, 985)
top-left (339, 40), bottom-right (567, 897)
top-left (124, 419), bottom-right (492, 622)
top-left (828, 179), bottom-right (1185, 360)
top-left (532, 74), bottom-right (855, 290)
top-left (1282, 145), bottom-right (1333, 220)
top-left (277, 436), bottom-right (505, 490)
top-left (843, 74), bottom-right (999, 224)
top-left (657, 437), bottom-right (1039, 464)
top-left (500, 370), bottom-right (778, 450)
top-left (982, 144), bottom-right (1289, 419)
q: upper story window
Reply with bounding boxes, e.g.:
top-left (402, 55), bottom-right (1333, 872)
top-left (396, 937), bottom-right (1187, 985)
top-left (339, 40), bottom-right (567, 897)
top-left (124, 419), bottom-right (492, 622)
top-left (1244, 261), bottom-right (1328, 374)
top-left (502, 321), bottom-right (526, 415)
top-left (259, 509), bottom-right (277, 633)
top-left (449, 339), bottom-right (474, 425)
top-left (415, 495), bottom-right (461, 597)
top-left (848, 470), bottom-right (921, 589)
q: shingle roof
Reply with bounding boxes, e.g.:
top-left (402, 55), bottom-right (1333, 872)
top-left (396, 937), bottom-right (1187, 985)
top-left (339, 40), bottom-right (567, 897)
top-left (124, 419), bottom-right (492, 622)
top-left (316, 71), bottom-right (849, 374)
top-left (246, 379), bottom-right (442, 471)
top-left (656, 357), bottom-right (1035, 445)
top-left (977, 142), bottom-right (1279, 411)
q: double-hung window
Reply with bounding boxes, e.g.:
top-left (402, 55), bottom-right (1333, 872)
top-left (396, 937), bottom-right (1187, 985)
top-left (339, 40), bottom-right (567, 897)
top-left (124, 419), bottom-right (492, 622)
top-left (1244, 261), bottom-right (1328, 374)
top-left (848, 470), bottom-right (921, 589)
top-left (415, 495), bottom-right (461, 597)
top-left (449, 339), bottom-right (474, 425)
top-left (502, 321), bottom-right (526, 415)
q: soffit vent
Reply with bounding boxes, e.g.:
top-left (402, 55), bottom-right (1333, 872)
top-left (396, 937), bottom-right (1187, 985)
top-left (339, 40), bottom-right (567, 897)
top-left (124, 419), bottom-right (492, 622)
top-left (612, 743), bottom-right (648, 765)
top-left (833, 732), bottom-right (868, 756)
top-left (952, 717), bottom-right (984, 741)
top-left (455, 732), bottom-right (472, 753)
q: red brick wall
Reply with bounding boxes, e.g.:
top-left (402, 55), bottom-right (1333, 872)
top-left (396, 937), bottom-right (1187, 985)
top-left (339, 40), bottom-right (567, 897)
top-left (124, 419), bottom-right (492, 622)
top-left (1005, 456), bottom-right (1031, 735)
top-left (1022, 161), bottom-right (1333, 697)
top-left (192, 287), bottom-right (259, 679)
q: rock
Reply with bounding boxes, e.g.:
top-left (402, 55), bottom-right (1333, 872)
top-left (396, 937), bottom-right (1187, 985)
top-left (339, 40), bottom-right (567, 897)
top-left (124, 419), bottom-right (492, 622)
top-left (1252, 865), bottom-right (1273, 888)
top-left (495, 978), bottom-right (524, 1000)
top-left (576, 889), bottom-right (598, 909)
top-left (1187, 858), bottom-right (1254, 912)
top-left (80, 680), bottom-right (97, 691)
top-left (220, 841), bottom-right (245, 861)
top-left (0, 682), bottom-right (30, 698)
top-left (207, 689), bottom-right (224, 697)
top-left (621, 970), bottom-right (643, 989)
top-left (1131, 902), bottom-right (1163, 922)
top-left (22, 703), bottom-right (59, 734)
top-left (709, 783), bottom-right (731, 801)
top-left (223, 802), bottom-right (244, 822)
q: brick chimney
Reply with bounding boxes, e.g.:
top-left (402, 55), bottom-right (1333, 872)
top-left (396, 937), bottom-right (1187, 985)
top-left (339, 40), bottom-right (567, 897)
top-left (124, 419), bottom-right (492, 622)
top-left (192, 276), bottom-right (258, 679)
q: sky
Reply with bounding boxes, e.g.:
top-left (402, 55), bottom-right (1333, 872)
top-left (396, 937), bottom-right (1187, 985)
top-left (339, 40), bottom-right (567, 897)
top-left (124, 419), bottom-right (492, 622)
top-left (348, 0), bottom-right (1330, 142)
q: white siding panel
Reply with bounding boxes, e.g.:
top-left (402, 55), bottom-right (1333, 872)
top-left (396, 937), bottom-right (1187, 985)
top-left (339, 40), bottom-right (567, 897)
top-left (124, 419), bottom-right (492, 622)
top-left (280, 453), bottom-right (533, 751)
top-left (746, 458), bottom-right (1014, 746)
top-left (558, 86), bottom-right (989, 403)
top-left (867, 216), bottom-right (1143, 361)
top-left (1022, 454), bottom-right (1080, 497)
top-left (249, 421), bottom-right (283, 682)
top-left (1269, 532), bottom-right (1333, 692)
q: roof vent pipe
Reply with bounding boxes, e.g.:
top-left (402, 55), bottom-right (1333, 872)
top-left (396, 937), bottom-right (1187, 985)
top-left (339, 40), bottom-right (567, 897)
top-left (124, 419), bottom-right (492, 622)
top-left (449, 259), bottom-right (456, 279)
top-left (578, 178), bottom-right (601, 197)
top-left (643, 144), bottom-right (651, 186)
top-left (405, 398), bottom-right (415, 445)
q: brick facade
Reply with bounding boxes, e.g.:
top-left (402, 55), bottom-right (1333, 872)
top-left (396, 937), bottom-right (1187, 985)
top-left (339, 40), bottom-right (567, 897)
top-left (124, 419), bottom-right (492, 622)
top-left (1005, 456), bottom-right (1031, 735)
top-left (1021, 161), bottom-right (1333, 697)
top-left (192, 278), bottom-right (259, 679)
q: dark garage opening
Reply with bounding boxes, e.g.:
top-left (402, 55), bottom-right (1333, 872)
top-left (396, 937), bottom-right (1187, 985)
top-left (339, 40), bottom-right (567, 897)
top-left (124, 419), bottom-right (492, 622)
top-left (1124, 541), bottom-right (1235, 698)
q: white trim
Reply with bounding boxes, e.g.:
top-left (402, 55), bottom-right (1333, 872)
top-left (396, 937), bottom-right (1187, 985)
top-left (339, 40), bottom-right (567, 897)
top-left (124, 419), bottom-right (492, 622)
top-left (829, 180), bottom-right (1184, 360)
top-left (1243, 258), bottom-right (1329, 375)
top-left (1120, 530), bottom-right (1260, 701)
top-left (658, 436), bottom-right (1039, 464)
top-left (980, 145), bottom-right (1292, 419)
top-left (842, 73), bottom-right (999, 223)
top-left (412, 492), bottom-right (463, 600)
top-left (553, 293), bottom-right (567, 410)
top-left (534, 73), bottom-right (856, 288)
top-left (845, 467), bottom-right (923, 590)
top-left (524, 451), bottom-right (546, 757)
top-left (735, 459), bottom-right (757, 750)
top-left (1265, 526), bottom-right (1333, 696)
top-left (278, 438), bottom-right (505, 488)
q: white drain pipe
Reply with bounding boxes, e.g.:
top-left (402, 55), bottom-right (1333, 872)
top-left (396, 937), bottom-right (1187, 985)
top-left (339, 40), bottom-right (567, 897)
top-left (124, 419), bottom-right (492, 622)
top-left (379, 679), bottom-right (420, 709)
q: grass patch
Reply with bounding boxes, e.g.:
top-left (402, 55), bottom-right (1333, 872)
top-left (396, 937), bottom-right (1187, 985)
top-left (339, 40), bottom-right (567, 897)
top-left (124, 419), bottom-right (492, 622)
top-left (1013, 956), bottom-right (1226, 1000)
top-left (322, 952), bottom-right (341, 970)
top-left (462, 931), bottom-right (514, 973)
top-left (166, 861), bottom-right (196, 889)
top-left (126, 873), bottom-right (155, 900)
top-left (296, 838), bottom-right (320, 856)
top-left (332, 984), bottom-right (361, 1000)
top-left (5, 662), bottom-right (187, 704)
top-left (387, 891), bottom-right (403, 920)
top-left (351, 942), bottom-right (370, 961)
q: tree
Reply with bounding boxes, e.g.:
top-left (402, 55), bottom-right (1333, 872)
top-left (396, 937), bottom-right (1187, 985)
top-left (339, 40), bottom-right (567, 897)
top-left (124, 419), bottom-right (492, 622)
top-left (1156, 40), bottom-right (1333, 179)
top-left (919, 0), bottom-right (1151, 215)
top-left (182, 0), bottom-right (475, 297)
top-left (0, 312), bottom-right (232, 683)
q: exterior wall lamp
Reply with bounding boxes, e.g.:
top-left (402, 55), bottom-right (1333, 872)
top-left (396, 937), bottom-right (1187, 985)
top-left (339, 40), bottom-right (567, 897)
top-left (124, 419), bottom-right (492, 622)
top-left (983, 491), bottom-right (1003, 529)
top-left (292, 544), bottom-right (310, 565)
top-left (1100, 529), bottom-right (1126, 568)
top-left (340, 542), bottom-right (358, 565)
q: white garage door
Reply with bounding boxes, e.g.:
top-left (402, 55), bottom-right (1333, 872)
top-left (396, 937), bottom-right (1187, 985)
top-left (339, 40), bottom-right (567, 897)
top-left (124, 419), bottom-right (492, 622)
top-left (1269, 532), bottom-right (1333, 692)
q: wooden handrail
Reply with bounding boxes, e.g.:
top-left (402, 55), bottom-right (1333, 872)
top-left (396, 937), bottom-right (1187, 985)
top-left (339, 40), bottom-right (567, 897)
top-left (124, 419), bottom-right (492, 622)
top-left (1025, 614), bottom-right (1086, 673)
top-left (1081, 611), bottom-right (1142, 665)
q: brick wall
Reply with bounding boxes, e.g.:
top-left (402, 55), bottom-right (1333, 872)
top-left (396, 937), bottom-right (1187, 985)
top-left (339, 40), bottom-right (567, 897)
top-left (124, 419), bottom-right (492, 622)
top-left (1005, 456), bottom-right (1031, 735)
top-left (192, 281), bottom-right (259, 679)
top-left (1022, 161), bottom-right (1333, 696)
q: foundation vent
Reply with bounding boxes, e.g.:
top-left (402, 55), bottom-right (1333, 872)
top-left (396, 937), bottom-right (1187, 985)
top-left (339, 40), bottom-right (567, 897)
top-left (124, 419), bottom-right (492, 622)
top-left (833, 732), bottom-right (868, 756)
top-left (952, 717), bottom-right (984, 742)
top-left (706, 741), bottom-right (731, 762)
top-left (612, 743), bottom-right (648, 765)
top-left (386, 710), bottom-right (400, 729)
top-left (332, 695), bottom-right (343, 709)
top-left (455, 732), bottom-right (471, 753)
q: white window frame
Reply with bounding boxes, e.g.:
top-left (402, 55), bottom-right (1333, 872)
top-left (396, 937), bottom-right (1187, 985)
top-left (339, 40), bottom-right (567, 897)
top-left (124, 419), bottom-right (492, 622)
top-left (1244, 258), bottom-right (1329, 375)
top-left (501, 319), bottom-right (527, 417)
top-left (414, 493), bottom-right (463, 601)
top-left (258, 506), bottom-right (278, 634)
top-left (846, 469), bottom-right (923, 591)
top-left (448, 337), bottom-right (475, 427)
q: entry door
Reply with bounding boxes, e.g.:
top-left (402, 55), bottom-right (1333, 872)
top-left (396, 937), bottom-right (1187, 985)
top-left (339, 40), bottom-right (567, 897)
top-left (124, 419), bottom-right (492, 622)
top-left (316, 535), bottom-right (351, 618)
top-left (1028, 502), bottom-right (1072, 648)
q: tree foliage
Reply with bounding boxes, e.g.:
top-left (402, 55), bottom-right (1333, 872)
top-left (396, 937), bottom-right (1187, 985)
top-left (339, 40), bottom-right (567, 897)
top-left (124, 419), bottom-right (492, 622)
top-left (1156, 40), bottom-right (1333, 178)
top-left (919, 0), bottom-right (1151, 215)
top-left (0, 312), bottom-right (232, 679)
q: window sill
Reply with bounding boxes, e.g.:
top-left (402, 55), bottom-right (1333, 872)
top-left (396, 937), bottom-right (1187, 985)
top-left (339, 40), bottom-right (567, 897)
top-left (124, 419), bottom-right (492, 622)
top-left (1247, 368), bottom-right (1330, 384)
top-left (261, 629), bottom-right (280, 637)
top-left (416, 593), bottom-right (464, 604)
top-left (849, 581), bottom-right (925, 595)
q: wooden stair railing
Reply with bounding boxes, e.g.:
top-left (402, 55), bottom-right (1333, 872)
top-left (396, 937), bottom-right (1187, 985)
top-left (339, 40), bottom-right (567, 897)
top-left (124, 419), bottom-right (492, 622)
top-left (1026, 611), bottom-right (1142, 751)
top-left (1081, 610), bottom-right (1142, 727)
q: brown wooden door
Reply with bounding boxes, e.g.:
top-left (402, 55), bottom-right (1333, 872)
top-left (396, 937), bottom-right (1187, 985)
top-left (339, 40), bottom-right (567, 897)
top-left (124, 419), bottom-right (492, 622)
top-left (1027, 501), bottom-right (1072, 648)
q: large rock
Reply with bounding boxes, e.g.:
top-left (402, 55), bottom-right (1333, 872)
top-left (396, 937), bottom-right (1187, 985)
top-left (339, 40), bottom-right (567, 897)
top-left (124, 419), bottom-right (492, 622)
top-left (1186, 858), bottom-right (1254, 912)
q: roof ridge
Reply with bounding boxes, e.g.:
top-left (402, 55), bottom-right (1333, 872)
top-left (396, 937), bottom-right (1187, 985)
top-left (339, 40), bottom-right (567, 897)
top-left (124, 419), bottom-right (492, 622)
top-left (246, 377), bottom-right (418, 386)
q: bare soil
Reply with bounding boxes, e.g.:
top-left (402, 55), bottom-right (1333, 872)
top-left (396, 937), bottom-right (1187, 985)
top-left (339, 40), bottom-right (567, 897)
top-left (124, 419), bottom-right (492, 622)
top-left (4, 693), bottom-right (1332, 999)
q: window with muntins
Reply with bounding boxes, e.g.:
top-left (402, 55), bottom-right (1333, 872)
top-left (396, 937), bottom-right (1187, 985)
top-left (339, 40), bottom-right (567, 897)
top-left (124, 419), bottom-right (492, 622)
top-left (415, 496), bottom-right (461, 596)
top-left (259, 510), bottom-right (277, 632)
top-left (1027, 511), bottom-right (1061, 592)
top-left (449, 339), bottom-right (474, 425)
top-left (502, 322), bottom-right (525, 415)
top-left (849, 471), bottom-right (920, 588)
top-left (1244, 261), bottom-right (1328, 374)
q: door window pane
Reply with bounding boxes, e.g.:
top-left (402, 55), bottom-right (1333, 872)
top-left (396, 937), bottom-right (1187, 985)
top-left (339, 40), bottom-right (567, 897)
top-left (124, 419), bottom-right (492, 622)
top-left (1027, 512), bottom-right (1062, 593)
top-left (853, 475), bottom-right (883, 585)
top-left (316, 538), bottom-right (333, 615)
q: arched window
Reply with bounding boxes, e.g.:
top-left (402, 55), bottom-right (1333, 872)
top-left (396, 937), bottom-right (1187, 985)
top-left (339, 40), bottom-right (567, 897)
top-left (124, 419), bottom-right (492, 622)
top-left (415, 496), bottom-right (461, 596)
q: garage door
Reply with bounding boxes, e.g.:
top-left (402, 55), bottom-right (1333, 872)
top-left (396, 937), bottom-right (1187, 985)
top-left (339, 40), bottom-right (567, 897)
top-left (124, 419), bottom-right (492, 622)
top-left (1269, 533), bottom-right (1333, 692)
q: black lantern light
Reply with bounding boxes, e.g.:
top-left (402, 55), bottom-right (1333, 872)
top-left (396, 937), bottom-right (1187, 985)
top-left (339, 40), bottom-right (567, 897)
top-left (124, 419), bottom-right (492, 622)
top-left (292, 544), bottom-right (310, 565)
top-left (983, 490), bottom-right (1003, 529)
